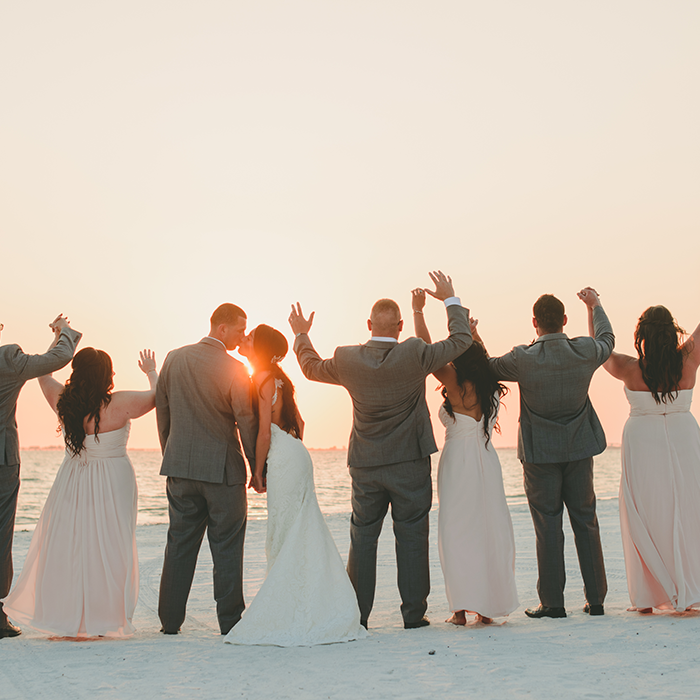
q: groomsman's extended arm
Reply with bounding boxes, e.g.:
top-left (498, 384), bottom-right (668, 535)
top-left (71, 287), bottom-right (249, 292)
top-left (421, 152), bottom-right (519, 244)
top-left (289, 302), bottom-right (342, 386)
top-left (590, 306), bottom-right (615, 366)
top-left (13, 326), bottom-right (82, 381)
top-left (417, 301), bottom-right (472, 375)
top-left (489, 350), bottom-right (520, 382)
top-left (293, 334), bottom-right (342, 386)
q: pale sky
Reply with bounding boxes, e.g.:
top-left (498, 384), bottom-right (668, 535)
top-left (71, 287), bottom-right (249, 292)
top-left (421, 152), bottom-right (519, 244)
top-left (1, 1), bottom-right (698, 450)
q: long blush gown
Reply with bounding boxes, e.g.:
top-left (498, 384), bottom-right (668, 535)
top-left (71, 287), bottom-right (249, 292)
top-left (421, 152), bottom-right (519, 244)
top-left (225, 423), bottom-right (367, 647)
top-left (437, 405), bottom-right (518, 619)
top-left (3, 422), bottom-right (139, 637)
top-left (620, 388), bottom-right (700, 611)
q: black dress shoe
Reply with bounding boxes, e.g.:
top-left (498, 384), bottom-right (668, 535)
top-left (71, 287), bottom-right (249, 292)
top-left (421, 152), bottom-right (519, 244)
top-left (160, 627), bottom-right (180, 635)
top-left (0, 621), bottom-right (21, 638)
top-left (583, 603), bottom-right (604, 616)
top-left (524, 605), bottom-right (566, 619)
top-left (360, 619), bottom-right (368, 630)
top-left (404, 616), bottom-right (430, 629)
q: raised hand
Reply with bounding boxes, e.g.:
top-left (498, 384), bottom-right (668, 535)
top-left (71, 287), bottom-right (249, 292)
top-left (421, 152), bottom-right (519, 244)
top-left (577, 287), bottom-right (601, 309)
top-left (138, 349), bottom-right (157, 375)
top-left (425, 270), bottom-right (455, 302)
top-left (411, 288), bottom-right (427, 313)
top-left (49, 314), bottom-right (70, 334)
top-left (289, 303), bottom-right (315, 336)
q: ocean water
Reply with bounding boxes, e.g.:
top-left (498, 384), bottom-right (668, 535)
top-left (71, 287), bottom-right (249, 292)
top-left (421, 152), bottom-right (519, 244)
top-left (14, 446), bottom-right (622, 530)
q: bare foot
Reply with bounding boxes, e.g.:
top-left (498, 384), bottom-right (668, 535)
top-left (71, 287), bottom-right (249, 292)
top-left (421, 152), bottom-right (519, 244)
top-left (446, 611), bottom-right (467, 626)
top-left (475, 614), bottom-right (493, 624)
top-left (627, 607), bottom-right (653, 614)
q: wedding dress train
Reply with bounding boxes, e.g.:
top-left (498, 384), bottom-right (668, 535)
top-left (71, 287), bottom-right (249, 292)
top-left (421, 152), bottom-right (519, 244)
top-left (225, 425), bottom-right (367, 646)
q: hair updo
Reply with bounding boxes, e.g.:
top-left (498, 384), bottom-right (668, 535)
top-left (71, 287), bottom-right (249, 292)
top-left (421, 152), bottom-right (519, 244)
top-left (252, 324), bottom-right (289, 368)
top-left (56, 347), bottom-right (114, 456)
top-left (634, 305), bottom-right (687, 404)
top-left (250, 324), bottom-right (302, 438)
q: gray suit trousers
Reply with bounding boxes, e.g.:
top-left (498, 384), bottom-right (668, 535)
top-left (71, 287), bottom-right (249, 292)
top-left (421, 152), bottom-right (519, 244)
top-left (347, 458), bottom-right (432, 625)
top-left (522, 458), bottom-right (607, 608)
top-left (158, 477), bottom-right (247, 634)
top-left (0, 465), bottom-right (19, 626)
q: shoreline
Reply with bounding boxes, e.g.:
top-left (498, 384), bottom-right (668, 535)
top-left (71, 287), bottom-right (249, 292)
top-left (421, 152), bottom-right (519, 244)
top-left (3, 499), bottom-right (699, 699)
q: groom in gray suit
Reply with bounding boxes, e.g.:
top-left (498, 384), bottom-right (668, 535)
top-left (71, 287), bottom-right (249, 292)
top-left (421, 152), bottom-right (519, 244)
top-left (156, 303), bottom-right (257, 635)
top-left (489, 288), bottom-right (614, 618)
top-left (0, 315), bottom-right (82, 638)
top-left (289, 271), bottom-right (471, 629)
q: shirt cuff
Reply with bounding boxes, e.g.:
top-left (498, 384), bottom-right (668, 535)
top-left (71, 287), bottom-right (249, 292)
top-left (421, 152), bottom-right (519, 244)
top-left (443, 296), bottom-right (461, 308)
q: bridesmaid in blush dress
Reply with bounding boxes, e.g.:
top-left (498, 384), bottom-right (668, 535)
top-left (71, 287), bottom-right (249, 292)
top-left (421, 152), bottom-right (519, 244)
top-left (589, 301), bottom-right (700, 613)
top-left (2, 346), bottom-right (158, 638)
top-left (412, 289), bottom-right (518, 625)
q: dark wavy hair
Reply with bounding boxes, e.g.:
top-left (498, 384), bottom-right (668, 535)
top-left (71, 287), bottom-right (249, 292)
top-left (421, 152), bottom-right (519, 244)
top-left (442, 342), bottom-right (508, 445)
top-left (251, 324), bottom-right (302, 439)
top-left (634, 305), bottom-right (687, 404)
top-left (56, 348), bottom-right (114, 456)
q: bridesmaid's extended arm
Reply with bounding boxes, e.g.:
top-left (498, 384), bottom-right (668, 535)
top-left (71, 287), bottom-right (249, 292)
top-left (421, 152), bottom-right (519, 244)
top-left (682, 320), bottom-right (700, 374)
top-left (411, 289), bottom-right (432, 343)
top-left (109, 350), bottom-right (159, 421)
top-left (250, 373), bottom-right (273, 494)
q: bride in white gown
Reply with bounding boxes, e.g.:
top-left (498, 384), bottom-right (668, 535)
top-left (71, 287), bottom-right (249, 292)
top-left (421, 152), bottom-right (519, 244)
top-left (224, 324), bottom-right (366, 646)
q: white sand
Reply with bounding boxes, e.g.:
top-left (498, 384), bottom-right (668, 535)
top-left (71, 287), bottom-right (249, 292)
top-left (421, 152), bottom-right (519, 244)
top-left (3, 499), bottom-right (699, 700)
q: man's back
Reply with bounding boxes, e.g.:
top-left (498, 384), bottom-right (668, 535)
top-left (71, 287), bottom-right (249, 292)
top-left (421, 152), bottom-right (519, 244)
top-left (490, 305), bottom-right (614, 463)
top-left (295, 303), bottom-right (471, 468)
top-left (335, 337), bottom-right (447, 467)
top-left (156, 338), bottom-right (256, 485)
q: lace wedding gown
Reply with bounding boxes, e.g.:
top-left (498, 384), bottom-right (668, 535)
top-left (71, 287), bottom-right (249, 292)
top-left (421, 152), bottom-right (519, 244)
top-left (3, 423), bottom-right (138, 637)
top-left (437, 405), bottom-right (518, 618)
top-left (620, 388), bottom-right (700, 611)
top-left (225, 422), bottom-right (367, 646)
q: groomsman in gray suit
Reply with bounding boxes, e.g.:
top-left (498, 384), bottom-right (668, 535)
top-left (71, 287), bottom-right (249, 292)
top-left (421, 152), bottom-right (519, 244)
top-left (156, 303), bottom-right (257, 635)
top-left (289, 271), bottom-right (471, 629)
top-left (0, 314), bottom-right (81, 638)
top-left (490, 288), bottom-right (614, 618)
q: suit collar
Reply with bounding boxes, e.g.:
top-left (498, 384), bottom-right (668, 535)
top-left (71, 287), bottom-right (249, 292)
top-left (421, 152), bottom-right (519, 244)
top-left (365, 338), bottom-right (399, 348)
top-left (533, 332), bottom-right (569, 344)
top-left (200, 336), bottom-right (228, 352)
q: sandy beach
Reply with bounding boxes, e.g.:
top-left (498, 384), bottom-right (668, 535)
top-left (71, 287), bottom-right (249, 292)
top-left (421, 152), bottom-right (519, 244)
top-left (3, 498), bottom-right (699, 700)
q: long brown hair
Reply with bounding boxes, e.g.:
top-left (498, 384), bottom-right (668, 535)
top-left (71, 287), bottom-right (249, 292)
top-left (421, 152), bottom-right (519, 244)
top-left (634, 305), bottom-right (687, 404)
top-left (251, 324), bottom-right (303, 438)
top-left (442, 342), bottom-right (507, 445)
top-left (56, 348), bottom-right (114, 456)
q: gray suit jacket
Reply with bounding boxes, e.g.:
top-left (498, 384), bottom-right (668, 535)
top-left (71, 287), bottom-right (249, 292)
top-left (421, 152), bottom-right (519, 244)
top-left (294, 304), bottom-right (472, 468)
top-left (489, 305), bottom-right (615, 464)
top-left (0, 327), bottom-right (82, 466)
top-left (156, 337), bottom-right (257, 486)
